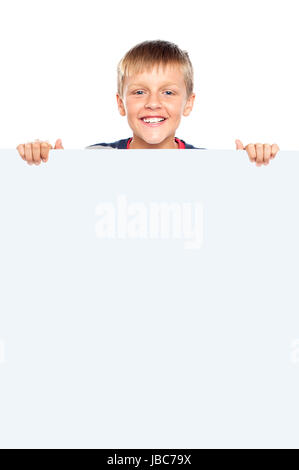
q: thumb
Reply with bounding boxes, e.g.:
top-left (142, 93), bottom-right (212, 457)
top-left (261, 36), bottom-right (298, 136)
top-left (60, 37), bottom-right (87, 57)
top-left (235, 139), bottom-right (244, 150)
top-left (54, 139), bottom-right (64, 149)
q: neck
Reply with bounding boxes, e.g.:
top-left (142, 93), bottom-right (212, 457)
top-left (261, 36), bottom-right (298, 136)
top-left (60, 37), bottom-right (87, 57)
top-left (129, 136), bottom-right (179, 149)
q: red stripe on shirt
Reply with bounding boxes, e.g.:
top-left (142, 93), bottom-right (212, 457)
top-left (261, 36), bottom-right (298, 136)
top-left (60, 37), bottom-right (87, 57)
top-left (127, 137), bottom-right (185, 149)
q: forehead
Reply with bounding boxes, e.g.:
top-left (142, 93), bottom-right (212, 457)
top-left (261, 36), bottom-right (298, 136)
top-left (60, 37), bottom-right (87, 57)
top-left (124, 63), bottom-right (185, 88)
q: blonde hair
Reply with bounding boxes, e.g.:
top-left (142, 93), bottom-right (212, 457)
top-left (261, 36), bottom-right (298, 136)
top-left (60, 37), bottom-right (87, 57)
top-left (117, 40), bottom-right (194, 100)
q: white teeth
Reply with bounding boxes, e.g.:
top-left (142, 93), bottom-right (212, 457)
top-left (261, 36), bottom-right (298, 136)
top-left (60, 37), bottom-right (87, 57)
top-left (142, 118), bottom-right (165, 123)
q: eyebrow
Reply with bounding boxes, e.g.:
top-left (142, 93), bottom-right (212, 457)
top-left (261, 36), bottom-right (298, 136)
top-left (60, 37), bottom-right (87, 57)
top-left (128, 83), bottom-right (180, 89)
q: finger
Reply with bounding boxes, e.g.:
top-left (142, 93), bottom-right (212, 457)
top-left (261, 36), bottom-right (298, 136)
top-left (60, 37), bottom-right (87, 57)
top-left (24, 143), bottom-right (33, 164)
top-left (255, 143), bottom-right (264, 165)
top-left (54, 139), bottom-right (64, 149)
top-left (235, 139), bottom-right (244, 150)
top-left (32, 141), bottom-right (42, 165)
top-left (16, 144), bottom-right (26, 160)
top-left (270, 143), bottom-right (280, 159)
top-left (263, 143), bottom-right (271, 165)
top-left (41, 142), bottom-right (52, 162)
top-left (245, 143), bottom-right (256, 162)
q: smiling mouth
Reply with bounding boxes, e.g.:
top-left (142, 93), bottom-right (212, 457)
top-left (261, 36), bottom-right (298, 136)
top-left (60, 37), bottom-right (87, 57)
top-left (140, 118), bottom-right (168, 127)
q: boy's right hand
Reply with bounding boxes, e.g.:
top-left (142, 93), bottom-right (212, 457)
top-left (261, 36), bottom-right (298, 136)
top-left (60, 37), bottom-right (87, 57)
top-left (16, 139), bottom-right (64, 165)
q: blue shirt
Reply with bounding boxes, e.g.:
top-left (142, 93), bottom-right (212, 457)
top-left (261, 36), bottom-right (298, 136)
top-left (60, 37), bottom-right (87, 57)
top-left (85, 137), bottom-right (205, 150)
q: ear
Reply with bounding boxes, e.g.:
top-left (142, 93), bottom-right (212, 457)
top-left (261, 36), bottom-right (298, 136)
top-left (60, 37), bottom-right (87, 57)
top-left (182, 93), bottom-right (196, 117)
top-left (116, 93), bottom-right (126, 117)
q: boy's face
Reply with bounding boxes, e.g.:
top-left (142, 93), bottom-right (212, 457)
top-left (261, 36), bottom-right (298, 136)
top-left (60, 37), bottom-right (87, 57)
top-left (116, 64), bottom-right (195, 149)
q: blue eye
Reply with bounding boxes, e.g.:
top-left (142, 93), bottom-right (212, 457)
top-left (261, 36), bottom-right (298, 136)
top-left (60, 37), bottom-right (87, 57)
top-left (134, 90), bottom-right (174, 95)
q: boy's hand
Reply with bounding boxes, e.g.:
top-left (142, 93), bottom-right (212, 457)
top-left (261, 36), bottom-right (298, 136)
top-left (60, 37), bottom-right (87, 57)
top-left (16, 139), bottom-right (64, 165)
top-left (235, 139), bottom-right (280, 166)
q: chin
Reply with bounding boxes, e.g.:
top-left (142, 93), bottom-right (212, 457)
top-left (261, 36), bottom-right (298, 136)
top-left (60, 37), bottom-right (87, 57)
top-left (143, 136), bottom-right (165, 144)
top-left (135, 132), bottom-right (171, 145)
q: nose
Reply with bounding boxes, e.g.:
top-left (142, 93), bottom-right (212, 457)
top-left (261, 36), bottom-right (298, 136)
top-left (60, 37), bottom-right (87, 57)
top-left (144, 92), bottom-right (163, 109)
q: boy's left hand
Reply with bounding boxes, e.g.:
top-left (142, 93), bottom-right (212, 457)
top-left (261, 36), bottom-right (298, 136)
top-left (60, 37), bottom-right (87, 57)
top-left (235, 139), bottom-right (280, 166)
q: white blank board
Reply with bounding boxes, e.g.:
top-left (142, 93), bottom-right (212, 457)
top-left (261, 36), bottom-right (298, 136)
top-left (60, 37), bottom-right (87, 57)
top-left (0, 149), bottom-right (299, 449)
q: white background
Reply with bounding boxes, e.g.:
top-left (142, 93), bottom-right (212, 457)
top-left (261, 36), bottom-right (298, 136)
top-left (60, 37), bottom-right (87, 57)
top-left (0, 0), bottom-right (298, 150)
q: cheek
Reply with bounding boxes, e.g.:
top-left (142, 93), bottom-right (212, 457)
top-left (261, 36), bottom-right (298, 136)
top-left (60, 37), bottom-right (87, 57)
top-left (126, 101), bottom-right (139, 115)
top-left (125, 97), bottom-right (183, 119)
top-left (168, 100), bottom-right (184, 113)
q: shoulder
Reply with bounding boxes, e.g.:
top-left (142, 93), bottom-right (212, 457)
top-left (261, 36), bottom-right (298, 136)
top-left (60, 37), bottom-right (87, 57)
top-left (179, 138), bottom-right (206, 149)
top-left (85, 138), bottom-right (129, 150)
top-left (185, 143), bottom-right (206, 149)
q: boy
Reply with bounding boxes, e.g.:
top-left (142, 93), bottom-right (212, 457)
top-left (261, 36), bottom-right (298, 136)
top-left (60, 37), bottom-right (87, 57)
top-left (16, 40), bottom-right (280, 165)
